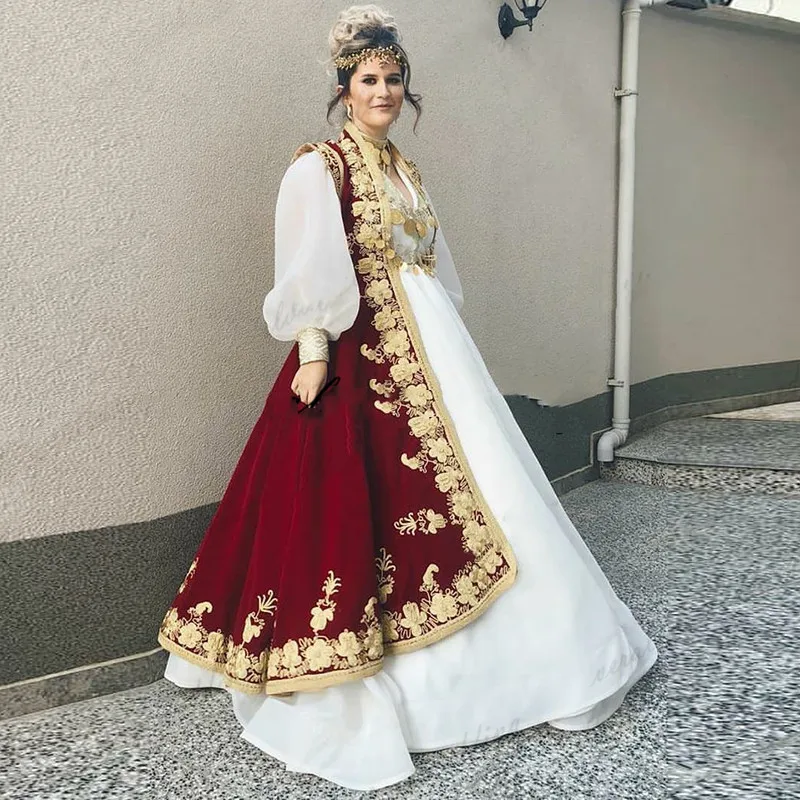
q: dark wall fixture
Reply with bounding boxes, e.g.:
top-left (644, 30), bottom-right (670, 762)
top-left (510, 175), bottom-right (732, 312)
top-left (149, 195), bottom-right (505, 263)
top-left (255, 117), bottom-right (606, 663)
top-left (498, 1), bottom-right (548, 39)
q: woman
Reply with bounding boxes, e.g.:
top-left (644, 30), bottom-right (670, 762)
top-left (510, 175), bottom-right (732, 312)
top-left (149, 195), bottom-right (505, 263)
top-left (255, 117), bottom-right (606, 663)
top-left (158, 5), bottom-right (657, 790)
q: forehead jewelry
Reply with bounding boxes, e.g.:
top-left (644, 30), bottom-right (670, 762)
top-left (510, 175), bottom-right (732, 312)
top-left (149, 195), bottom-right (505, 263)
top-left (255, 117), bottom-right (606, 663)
top-left (334, 46), bottom-right (405, 71)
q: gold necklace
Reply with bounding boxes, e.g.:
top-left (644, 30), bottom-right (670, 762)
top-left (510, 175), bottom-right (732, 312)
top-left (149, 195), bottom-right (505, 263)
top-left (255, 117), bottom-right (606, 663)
top-left (344, 120), bottom-right (438, 274)
top-left (384, 173), bottom-right (436, 240)
top-left (359, 130), bottom-right (393, 172)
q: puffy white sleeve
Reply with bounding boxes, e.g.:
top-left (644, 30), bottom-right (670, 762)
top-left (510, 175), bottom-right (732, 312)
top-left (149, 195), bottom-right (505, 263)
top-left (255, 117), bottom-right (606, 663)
top-left (262, 151), bottom-right (360, 342)
top-left (421, 186), bottom-right (464, 313)
top-left (433, 225), bottom-right (464, 313)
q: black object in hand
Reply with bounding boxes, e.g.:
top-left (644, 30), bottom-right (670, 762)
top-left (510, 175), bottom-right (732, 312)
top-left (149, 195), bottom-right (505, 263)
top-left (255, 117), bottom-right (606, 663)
top-left (292, 376), bottom-right (341, 413)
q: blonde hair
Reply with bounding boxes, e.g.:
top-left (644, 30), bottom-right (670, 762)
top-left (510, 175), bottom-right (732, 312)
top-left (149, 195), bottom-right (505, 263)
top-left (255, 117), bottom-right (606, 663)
top-left (328, 5), bottom-right (401, 61)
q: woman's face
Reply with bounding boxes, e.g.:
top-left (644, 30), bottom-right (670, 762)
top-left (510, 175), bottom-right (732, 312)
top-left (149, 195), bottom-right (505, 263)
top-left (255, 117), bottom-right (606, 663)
top-left (341, 57), bottom-right (404, 136)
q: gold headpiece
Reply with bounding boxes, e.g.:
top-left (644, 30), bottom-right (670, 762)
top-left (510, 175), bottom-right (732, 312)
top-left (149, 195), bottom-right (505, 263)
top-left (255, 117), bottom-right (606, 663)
top-left (333, 46), bottom-right (405, 72)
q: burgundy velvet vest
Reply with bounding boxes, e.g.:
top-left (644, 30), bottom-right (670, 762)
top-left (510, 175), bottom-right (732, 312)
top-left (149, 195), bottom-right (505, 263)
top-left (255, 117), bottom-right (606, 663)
top-left (157, 124), bottom-right (516, 696)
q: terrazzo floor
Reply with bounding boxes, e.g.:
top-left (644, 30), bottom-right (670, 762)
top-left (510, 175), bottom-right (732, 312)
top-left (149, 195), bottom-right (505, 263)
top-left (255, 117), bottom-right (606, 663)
top-left (3, 480), bottom-right (799, 799)
top-left (708, 401), bottom-right (800, 422)
top-left (616, 417), bottom-right (800, 471)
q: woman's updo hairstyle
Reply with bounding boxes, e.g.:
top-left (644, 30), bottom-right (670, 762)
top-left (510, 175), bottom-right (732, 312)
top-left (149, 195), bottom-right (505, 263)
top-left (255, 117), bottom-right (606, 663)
top-left (326, 5), bottom-right (422, 131)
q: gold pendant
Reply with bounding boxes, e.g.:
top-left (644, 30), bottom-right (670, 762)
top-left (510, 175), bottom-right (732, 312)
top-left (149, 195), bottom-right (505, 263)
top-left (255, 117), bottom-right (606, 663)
top-left (390, 209), bottom-right (405, 226)
top-left (403, 218), bottom-right (418, 237)
top-left (420, 251), bottom-right (437, 275)
top-left (415, 220), bottom-right (428, 238)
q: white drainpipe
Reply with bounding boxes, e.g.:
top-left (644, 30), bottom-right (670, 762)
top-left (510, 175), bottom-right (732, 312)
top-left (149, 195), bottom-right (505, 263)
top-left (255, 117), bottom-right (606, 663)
top-left (597, 0), bottom-right (671, 463)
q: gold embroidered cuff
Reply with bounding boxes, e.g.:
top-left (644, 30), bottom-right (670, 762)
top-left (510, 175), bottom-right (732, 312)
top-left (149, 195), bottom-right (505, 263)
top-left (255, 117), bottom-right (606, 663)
top-left (296, 326), bottom-right (330, 365)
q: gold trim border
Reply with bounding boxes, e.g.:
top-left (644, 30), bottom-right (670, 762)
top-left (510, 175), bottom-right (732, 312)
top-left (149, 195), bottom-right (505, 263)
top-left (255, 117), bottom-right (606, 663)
top-left (159, 631), bottom-right (385, 696)
top-left (379, 232), bottom-right (518, 655)
top-left (343, 120), bottom-right (519, 641)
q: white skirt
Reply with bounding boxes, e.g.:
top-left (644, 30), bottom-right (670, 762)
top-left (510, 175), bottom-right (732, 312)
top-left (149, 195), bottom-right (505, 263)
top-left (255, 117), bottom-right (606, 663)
top-left (165, 267), bottom-right (658, 790)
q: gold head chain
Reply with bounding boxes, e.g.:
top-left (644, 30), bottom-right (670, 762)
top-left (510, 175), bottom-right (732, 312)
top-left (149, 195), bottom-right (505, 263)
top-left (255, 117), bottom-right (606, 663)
top-left (333, 46), bottom-right (405, 72)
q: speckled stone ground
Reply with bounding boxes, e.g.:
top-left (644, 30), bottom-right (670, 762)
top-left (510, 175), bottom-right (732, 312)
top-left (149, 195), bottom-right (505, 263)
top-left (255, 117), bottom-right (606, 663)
top-left (3, 480), bottom-right (798, 799)
top-left (615, 418), bottom-right (800, 471)
top-left (709, 401), bottom-right (800, 422)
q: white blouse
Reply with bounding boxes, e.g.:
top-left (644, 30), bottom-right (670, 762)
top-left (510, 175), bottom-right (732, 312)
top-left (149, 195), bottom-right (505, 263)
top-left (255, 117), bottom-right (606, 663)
top-left (263, 151), bottom-right (464, 342)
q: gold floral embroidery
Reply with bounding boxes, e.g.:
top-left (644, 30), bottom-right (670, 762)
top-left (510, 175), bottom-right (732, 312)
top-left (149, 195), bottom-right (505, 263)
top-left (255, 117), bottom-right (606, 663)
top-left (337, 134), bottom-right (497, 537)
top-left (369, 378), bottom-right (394, 397)
top-left (394, 508), bottom-right (447, 536)
top-left (158, 591), bottom-right (277, 691)
top-left (178, 557), bottom-right (198, 593)
top-left (242, 591), bottom-right (277, 643)
top-left (338, 121), bottom-right (516, 649)
top-left (386, 562), bottom-right (470, 637)
top-left (310, 571), bottom-right (340, 633)
top-left (264, 572), bottom-right (383, 687)
top-left (227, 640), bottom-right (268, 683)
top-left (380, 557), bottom-right (499, 642)
top-left (376, 548), bottom-right (396, 603)
top-left (399, 601), bottom-right (428, 636)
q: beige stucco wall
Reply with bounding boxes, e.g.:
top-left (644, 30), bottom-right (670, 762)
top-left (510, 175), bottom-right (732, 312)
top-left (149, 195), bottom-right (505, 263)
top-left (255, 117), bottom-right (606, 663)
top-left (631, 8), bottom-right (800, 384)
top-left (2, 0), bottom-right (622, 543)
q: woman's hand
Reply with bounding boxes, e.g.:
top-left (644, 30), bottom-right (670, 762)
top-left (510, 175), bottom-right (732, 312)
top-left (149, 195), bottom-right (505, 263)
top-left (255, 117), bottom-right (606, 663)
top-left (291, 360), bottom-right (329, 406)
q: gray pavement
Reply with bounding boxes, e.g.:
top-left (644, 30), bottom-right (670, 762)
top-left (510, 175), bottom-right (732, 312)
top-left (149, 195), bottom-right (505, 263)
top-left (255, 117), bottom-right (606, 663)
top-left (616, 417), bottom-right (800, 471)
top-left (2, 478), bottom-right (798, 799)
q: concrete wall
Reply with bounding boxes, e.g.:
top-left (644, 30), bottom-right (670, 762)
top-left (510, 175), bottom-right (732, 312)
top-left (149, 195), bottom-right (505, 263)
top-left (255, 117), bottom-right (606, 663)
top-left (632, 7), bottom-right (800, 384)
top-left (2, 0), bottom-right (622, 547)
